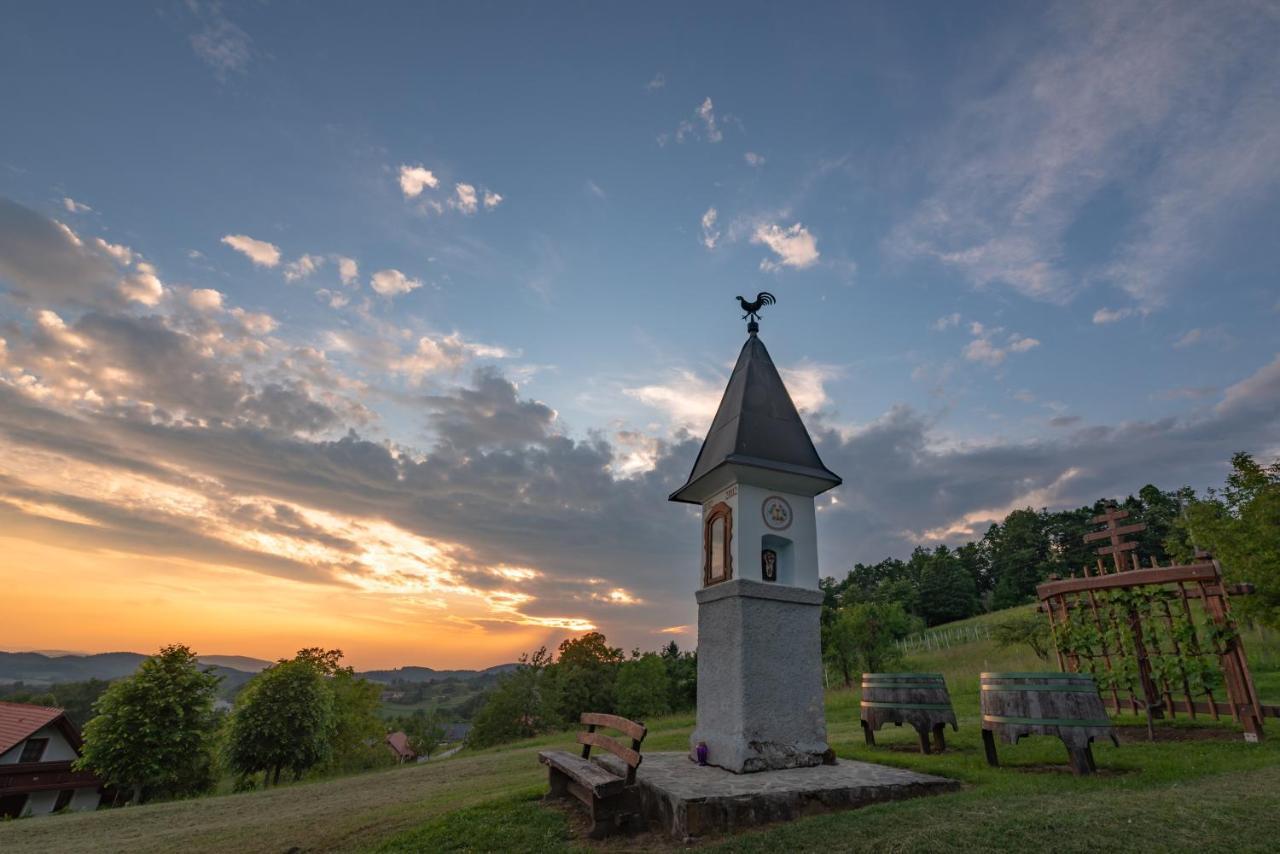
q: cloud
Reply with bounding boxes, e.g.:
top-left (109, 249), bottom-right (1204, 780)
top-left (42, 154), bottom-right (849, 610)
top-left (931, 313), bottom-right (961, 331)
top-left (645, 72), bottom-right (665, 91)
top-left (1173, 326), bottom-right (1231, 350)
top-left (963, 337), bottom-right (1006, 367)
top-left (663, 96), bottom-right (729, 145)
top-left (283, 254), bottom-right (323, 282)
top-left (336, 256), bottom-right (359, 286)
top-left (625, 370), bottom-right (724, 430)
top-left (1093, 307), bottom-right (1134, 324)
top-left (118, 261), bottom-right (164, 306)
top-left (450, 183), bottom-right (479, 215)
top-left (0, 197), bottom-right (120, 304)
top-left (370, 268), bottom-right (422, 297)
top-left (62, 197), bottom-right (91, 214)
top-left (189, 8), bottom-right (252, 78)
top-left (389, 333), bottom-right (511, 383)
top-left (93, 238), bottom-right (133, 266)
top-left (695, 97), bottom-right (723, 143)
top-left (887, 1), bottom-right (1280, 308)
top-left (626, 360), bottom-right (836, 432)
top-left (188, 288), bottom-right (224, 312)
top-left (586, 181), bottom-right (607, 200)
top-left (398, 165), bottom-right (439, 198)
top-left (483, 190), bottom-right (503, 210)
top-left (743, 152), bottom-right (765, 167)
top-left (778, 363), bottom-right (839, 413)
top-left (221, 234), bottom-right (281, 268)
top-left (1008, 334), bottom-right (1040, 353)
top-left (1174, 328), bottom-right (1203, 349)
top-left (963, 324), bottom-right (1039, 366)
top-left (752, 222), bottom-right (819, 271)
top-left (700, 207), bottom-right (720, 249)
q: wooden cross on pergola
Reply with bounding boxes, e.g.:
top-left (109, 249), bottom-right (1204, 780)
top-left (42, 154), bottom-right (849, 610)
top-left (1083, 505), bottom-right (1145, 573)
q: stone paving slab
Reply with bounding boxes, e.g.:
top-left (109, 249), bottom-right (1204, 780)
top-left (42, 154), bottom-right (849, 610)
top-left (597, 751), bottom-right (959, 839)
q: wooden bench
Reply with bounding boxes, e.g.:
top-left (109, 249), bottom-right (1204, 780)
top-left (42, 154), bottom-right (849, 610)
top-left (538, 712), bottom-right (648, 838)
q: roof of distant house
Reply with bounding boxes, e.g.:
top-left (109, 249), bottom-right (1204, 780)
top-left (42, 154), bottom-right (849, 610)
top-left (385, 731), bottom-right (414, 759)
top-left (0, 700), bottom-right (76, 756)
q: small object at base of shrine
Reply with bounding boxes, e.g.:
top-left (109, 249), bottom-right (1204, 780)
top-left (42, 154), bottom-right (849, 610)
top-left (980, 672), bottom-right (1117, 775)
top-left (859, 673), bottom-right (958, 754)
top-left (695, 742), bottom-right (709, 766)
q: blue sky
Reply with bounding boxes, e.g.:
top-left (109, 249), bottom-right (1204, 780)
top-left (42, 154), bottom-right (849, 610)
top-left (1, 1), bottom-right (1278, 666)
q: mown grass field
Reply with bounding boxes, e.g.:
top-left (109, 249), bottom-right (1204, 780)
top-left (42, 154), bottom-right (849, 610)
top-left (4, 615), bottom-right (1280, 853)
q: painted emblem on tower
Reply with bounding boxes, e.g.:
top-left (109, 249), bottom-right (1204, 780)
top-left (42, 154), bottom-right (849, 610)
top-left (762, 495), bottom-right (793, 530)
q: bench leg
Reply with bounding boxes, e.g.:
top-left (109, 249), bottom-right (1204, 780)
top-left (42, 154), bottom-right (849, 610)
top-left (982, 729), bottom-right (999, 767)
top-left (1066, 744), bottom-right (1096, 776)
top-left (861, 719), bottom-right (875, 746)
top-left (932, 723), bottom-right (946, 753)
top-left (546, 767), bottom-right (570, 800)
top-left (917, 726), bottom-right (932, 755)
top-left (588, 795), bottom-right (621, 839)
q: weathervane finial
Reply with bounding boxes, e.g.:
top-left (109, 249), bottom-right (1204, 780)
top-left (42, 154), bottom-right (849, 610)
top-left (735, 291), bottom-right (776, 334)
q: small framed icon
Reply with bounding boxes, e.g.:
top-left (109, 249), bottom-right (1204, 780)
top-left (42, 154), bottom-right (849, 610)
top-left (761, 548), bottom-right (778, 582)
top-left (761, 495), bottom-right (792, 531)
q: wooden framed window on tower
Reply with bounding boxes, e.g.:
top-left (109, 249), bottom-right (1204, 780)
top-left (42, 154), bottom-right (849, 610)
top-left (703, 501), bottom-right (733, 586)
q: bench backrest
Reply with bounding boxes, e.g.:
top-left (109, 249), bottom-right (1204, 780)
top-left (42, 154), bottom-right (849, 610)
top-left (577, 712), bottom-right (647, 785)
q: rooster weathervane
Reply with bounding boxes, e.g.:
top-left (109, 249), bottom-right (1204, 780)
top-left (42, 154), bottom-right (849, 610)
top-left (736, 291), bottom-right (776, 328)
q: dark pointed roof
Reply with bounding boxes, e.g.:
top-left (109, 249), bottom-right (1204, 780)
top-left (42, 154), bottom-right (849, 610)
top-left (670, 329), bottom-right (841, 503)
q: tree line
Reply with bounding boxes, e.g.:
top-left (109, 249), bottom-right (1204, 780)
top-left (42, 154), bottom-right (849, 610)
top-left (74, 646), bottom-right (390, 804)
top-left (467, 634), bottom-right (696, 749)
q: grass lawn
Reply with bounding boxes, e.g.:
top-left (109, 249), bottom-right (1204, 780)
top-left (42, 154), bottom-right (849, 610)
top-left (4, 622), bottom-right (1279, 853)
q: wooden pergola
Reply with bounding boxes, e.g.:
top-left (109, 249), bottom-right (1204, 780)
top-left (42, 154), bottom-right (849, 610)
top-left (1037, 507), bottom-right (1277, 741)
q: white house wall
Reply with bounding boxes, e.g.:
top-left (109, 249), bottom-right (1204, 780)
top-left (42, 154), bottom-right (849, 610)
top-left (0, 724), bottom-right (78, 765)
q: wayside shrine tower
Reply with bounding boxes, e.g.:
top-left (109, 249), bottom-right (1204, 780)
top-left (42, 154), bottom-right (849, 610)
top-left (669, 299), bottom-right (841, 773)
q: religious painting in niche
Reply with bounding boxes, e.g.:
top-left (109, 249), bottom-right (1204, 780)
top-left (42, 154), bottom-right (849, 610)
top-left (703, 501), bottom-right (733, 586)
top-left (762, 495), bottom-right (793, 531)
top-left (761, 548), bottom-right (778, 582)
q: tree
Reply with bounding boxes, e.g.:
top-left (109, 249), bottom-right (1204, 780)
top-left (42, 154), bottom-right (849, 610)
top-left (912, 546), bottom-right (980, 626)
top-left (75, 645), bottom-right (220, 804)
top-left (615, 653), bottom-right (671, 721)
top-left (225, 657), bottom-right (335, 786)
top-left (660, 641), bottom-right (697, 711)
top-left (824, 602), bottom-right (916, 682)
top-left (991, 612), bottom-right (1051, 661)
top-left (468, 647), bottom-right (552, 748)
top-left (546, 632), bottom-right (623, 724)
top-left (289, 649), bottom-right (385, 774)
top-left (1175, 453), bottom-right (1280, 627)
top-left (986, 509), bottom-right (1052, 608)
top-left (404, 709), bottom-right (446, 759)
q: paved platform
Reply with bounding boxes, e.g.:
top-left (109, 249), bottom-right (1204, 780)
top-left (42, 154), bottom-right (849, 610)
top-left (598, 751), bottom-right (958, 839)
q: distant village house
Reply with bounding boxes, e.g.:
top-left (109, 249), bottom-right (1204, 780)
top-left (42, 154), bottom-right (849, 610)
top-left (0, 701), bottom-right (101, 818)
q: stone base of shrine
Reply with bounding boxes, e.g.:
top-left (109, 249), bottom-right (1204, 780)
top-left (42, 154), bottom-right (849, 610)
top-left (598, 752), bottom-right (958, 840)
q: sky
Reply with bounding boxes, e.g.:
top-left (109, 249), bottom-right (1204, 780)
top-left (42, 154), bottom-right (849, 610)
top-left (1, 1), bottom-right (1278, 669)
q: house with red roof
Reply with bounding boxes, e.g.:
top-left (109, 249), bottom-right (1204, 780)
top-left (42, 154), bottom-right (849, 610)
top-left (0, 701), bottom-right (102, 818)
top-left (385, 730), bottom-right (416, 763)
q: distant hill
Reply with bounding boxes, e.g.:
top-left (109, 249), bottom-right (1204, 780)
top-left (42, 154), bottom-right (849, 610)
top-left (197, 655), bottom-right (274, 672)
top-left (0, 651), bottom-right (262, 695)
top-left (0, 651), bottom-right (518, 688)
top-left (358, 663), bottom-right (519, 684)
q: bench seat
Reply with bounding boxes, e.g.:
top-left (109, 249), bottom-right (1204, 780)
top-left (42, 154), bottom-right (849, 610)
top-left (537, 750), bottom-right (626, 798)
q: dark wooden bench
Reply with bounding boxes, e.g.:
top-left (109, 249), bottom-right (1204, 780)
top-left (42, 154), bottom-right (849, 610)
top-left (537, 712), bottom-right (648, 838)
